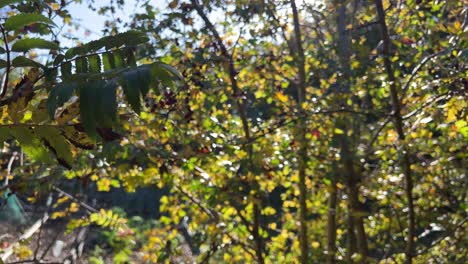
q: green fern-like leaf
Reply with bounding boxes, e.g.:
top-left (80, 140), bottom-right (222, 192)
top-left (10, 127), bottom-right (52, 163)
top-left (75, 57), bottom-right (88, 73)
top-left (64, 30), bottom-right (148, 60)
top-left (34, 127), bottom-right (74, 168)
top-left (11, 38), bottom-right (58, 52)
top-left (79, 81), bottom-right (102, 139)
top-left (47, 82), bottom-right (78, 117)
top-left (4, 13), bottom-right (55, 31)
top-left (61, 61), bottom-right (72, 79)
top-left (88, 54), bottom-right (102, 73)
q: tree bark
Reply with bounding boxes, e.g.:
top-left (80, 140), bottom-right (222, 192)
top-left (373, 1), bottom-right (415, 263)
top-left (326, 178), bottom-right (337, 264)
top-left (335, 0), bottom-right (368, 261)
top-left (290, 1), bottom-right (309, 263)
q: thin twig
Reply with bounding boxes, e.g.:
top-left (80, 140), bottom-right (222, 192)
top-left (51, 185), bottom-right (98, 213)
top-left (401, 49), bottom-right (448, 98)
top-left (402, 93), bottom-right (449, 120)
top-left (415, 217), bottom-right (467, 256)
top-left (0, 25), bottom-right (11, 99)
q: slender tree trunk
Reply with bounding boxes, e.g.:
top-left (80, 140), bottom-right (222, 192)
top-left (335, 0), bottom-right (368, 261)
top-left (191, 1), bottom-right (264, 263)
top-left (346, 207), bottom-right (357, 262)
top-left (290, 1), bottom-right (309, 263)
top-left (373, 1), bottom-right (415, 263)
top-left (343, 146), bottom-right (368, 260)
top-left (326, 177), bottom-right (338, 264)
top-left (252, 203), bottom-right (264, 264)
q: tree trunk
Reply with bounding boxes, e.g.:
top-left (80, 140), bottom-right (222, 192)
top-left (191, 1), bottom-right (264, 263)
top-left (346, 207), bottom-right (357, 262)
top-left (326, 179), bottom-right (338, 264)
top-left (373, 0), bottom-right (415, 263)
top-left (335, 0), bottom-right (368, 261)
top-left (290, 0), bottom-right (309, 263)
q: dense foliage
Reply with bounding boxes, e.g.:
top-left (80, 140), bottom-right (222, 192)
top-left (0, 0), bottom-right (466, 263)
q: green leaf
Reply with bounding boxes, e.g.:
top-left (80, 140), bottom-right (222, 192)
top-left (64, 46), bottom-right (83, 59)
top-left (75, 57), bottom-right (88, 73)
top-left (0, 127), bottom-right (13, 148)
top-left (121, 69), bottom-right (144, 113)
top-left (96, 80), bottom-right (118, 128)
top-left (102, 52), bottom-right (114, 70)
top-left (150, 63), bottom-right (180, 88)
top-left (10, 127), bottom-right (51, 162)
top-left (64, 30), bottom-right (148, 60)
top-left (0, 46), bottom-right (5, 54)
top-left (155, 63), bottom-right (183, 80)
top-left (88, 54), bottom-right (101, 73)
top-left (79, 81), bottom-right (101, 138)
top-left (98, 30), bottom-right (148, 51)
top-left (136, 66), bottom-right (151, 96)
top-left (53, 54), bottom-right (65, 66)
top-left (125, 49), bottom-right (137, 67)
top-left (113, 50), bottom-right (124, 68)
top-left (44, 67), bottom-right (58, 82)
top-left (47, 82), bottom-right (78, 117)
top-left (35, 127), bottom-right (74, 167)
top-left (12, 56), bottom-right (44, 68)
top-left (0, 59), bottom-right (6, 69)
top-left (61, 61), bottom-right (72, 79)
top-left (31, 99), bottom-right (49, 123)
top-left (109, 30), bottom-right (149, 48)
top-left (5, 13), bottom-right (55, 31)
top-left (11, 38), bottom-right (59, 52)
top-left (0, 0), bottom-right (25, 9)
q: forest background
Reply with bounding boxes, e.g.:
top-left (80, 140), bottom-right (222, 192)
top-left (0, 0), bottom-right (466, 263)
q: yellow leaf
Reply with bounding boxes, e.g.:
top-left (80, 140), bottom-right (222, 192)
top-left (312, 241), bottom-right (320, 248)
top-left (351, 60), bottom-right (360, 69)
top-left (97, 178), bottom-right (111, 192)
top-left (222, 235), bottom-right (231, 244)
top-left (14, 245), bottom-right (33, 260)
top-left (262, 207), bottom-right (276, 216)
top-left (69, 202), bottom-right (79, 213)
top-left (386, 129), bottom-right (398, 143)
top-left (56, 196), bottom-right (69, 205)
top-left (269, 222), bottom-right (277, 230)
top-left (50, 3), bottom-right (60, 11)
top-left (276, 92), bottom-right (288, 103)
top-left (334, 128), bottom-right (344, 134)
top-left (64, 16), bottom-right (71, 25)
top-left (90, 174), bottom-right (99, 181)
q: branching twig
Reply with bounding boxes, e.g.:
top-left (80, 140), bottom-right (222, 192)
top-left (415, 217), bottom-right (467, 256)
top-left (401, 49), bottom-right (448, 98)
top-left (403, 93), bottom-right (449, 120)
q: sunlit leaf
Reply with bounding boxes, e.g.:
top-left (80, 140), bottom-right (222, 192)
top-left (5, 13), bottom-right (55, 31)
